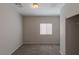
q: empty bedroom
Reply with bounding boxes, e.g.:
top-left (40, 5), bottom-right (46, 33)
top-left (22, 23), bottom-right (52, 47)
top-left (0, 3), bottom-right (63, 55)
top-left (12, 3), bottom-right (62, 55)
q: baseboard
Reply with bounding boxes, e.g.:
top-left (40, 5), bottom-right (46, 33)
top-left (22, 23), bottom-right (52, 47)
top-left (24, 42), bottom-right (59, 45)
top-left (10, 42), bottom-right (23, 55)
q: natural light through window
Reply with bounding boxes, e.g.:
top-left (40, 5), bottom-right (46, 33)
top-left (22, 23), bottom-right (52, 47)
top-left (40, 23), bottom-right (52, 35)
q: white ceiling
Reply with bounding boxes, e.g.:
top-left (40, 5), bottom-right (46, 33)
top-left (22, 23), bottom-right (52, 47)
top-left (12, 3), bottom-right (64, 16)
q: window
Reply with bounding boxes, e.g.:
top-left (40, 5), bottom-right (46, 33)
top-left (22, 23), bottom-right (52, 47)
top-left (40, 23), bottom-right (52, 35)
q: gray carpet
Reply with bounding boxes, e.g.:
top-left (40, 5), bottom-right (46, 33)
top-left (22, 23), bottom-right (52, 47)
top-left (12, 44), bottom-right (60, 55)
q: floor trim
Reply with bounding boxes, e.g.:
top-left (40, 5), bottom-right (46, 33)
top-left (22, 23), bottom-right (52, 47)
top-left (11, 42), bottom-right (23, 55)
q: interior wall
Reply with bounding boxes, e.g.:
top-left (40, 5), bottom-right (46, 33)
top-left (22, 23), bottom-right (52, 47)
top-left (60, 3), bottom-right (79, 55)
top-left (66, 15), bottom-right (79, 55)
top-left (0, 4), bottom-right (23, 54)
top-left (23, 16), bottom-right (60, 44)
top-left (60, 13), bottom-right (66, 55)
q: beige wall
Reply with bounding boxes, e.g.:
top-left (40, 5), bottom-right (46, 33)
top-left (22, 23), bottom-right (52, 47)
top-left (23, 16), bottom-right (60, 44)
top-left (0, 4), bottom-right (23, 54)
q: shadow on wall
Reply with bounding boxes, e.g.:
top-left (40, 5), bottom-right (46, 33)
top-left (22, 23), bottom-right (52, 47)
top-left (66, 14), bottom-right (79, 55)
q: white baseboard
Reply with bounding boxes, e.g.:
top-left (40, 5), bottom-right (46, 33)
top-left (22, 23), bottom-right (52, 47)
top-left (24, 42), bottom-right (59, 45)
top-left (10, 42), bottom-right (23, 55)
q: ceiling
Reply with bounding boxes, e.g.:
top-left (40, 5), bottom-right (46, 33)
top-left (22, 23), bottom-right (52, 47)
top-left (12, 3), bottom-right (64, 16)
